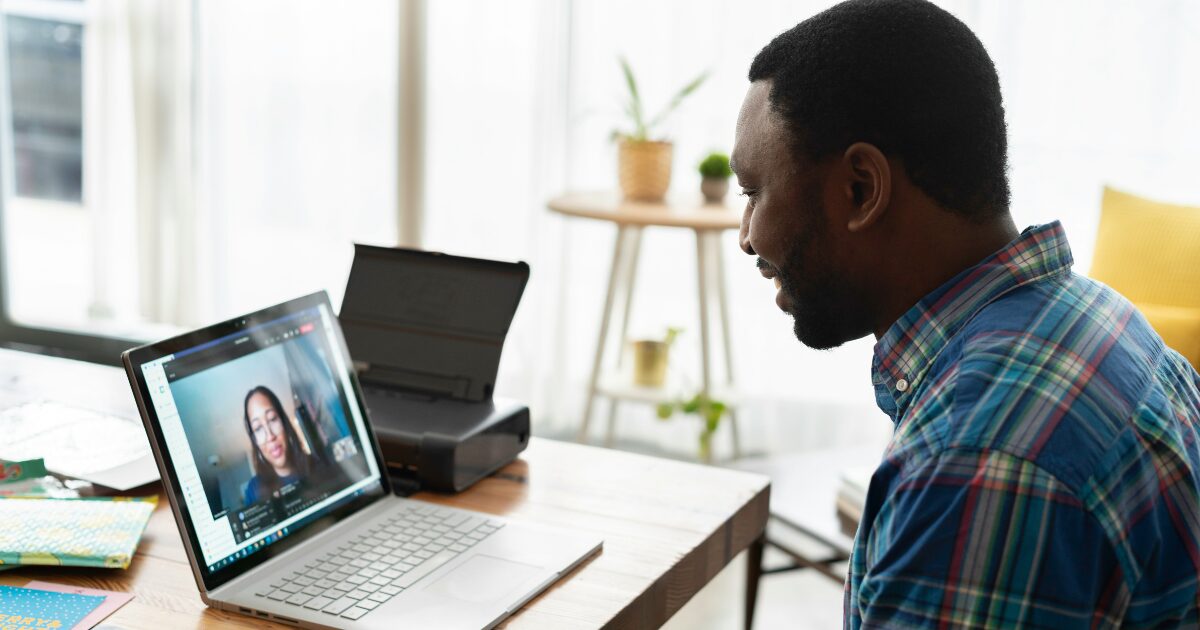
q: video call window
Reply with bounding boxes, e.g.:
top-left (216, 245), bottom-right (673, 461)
top-left (166, 315), bottom-right (370, 543)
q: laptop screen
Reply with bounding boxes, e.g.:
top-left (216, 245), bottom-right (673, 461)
top-left (134, 298), bottom-right (383, 578)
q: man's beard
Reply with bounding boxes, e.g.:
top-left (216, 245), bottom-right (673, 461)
top-left (778, 259), bottom-right (849, 350)
top-left (773, 194), bottom-right (867, 350)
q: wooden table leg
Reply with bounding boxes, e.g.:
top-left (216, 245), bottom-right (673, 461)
top-left (711, 232), bottom-right (741, 458)
top-left (695, 229), bottom-right (714, 414)
top-left (745, 532), bottom-right (766, 630)
top-left (605, 227), bottom-right (643, 448)
top-left (580, 225), bottom-right (633, 443)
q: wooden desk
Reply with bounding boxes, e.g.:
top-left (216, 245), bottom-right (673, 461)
top-left (1, 438), bottom-right (770, 629)
top-left (548, 192), bottom-right (745, 461)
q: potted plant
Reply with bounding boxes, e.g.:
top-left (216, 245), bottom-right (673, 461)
top-left (656, 393), bottom-right (728, 464)
top-left (614, 57), bottom-right (707, 202)
top-left (698, 152), bottom-right (732, 204)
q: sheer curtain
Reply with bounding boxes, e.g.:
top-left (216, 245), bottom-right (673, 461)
top-left (190, 1), bottom-right (401, 325)
top-left (423, 0), bottom-right (1200, 459)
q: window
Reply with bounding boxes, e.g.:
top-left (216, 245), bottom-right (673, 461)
top-left (0, 0), bottom-right (116, 360)
top-left (0, 1), bottom-right (401, 363)
top-left (6, 13), bottom-right (82, 203)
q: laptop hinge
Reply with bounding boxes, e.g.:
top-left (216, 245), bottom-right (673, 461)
top-left (388, 468), bottom-right (423, 497)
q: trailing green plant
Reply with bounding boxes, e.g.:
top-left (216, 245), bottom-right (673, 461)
top-left (614, 56), bottom-right (708, 143)
top-left (656, 393), bottom-right (728, 463)
top-left (698, 152), bottom-right (732, 179)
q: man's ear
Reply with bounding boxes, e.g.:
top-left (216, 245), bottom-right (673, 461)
top-left (841, 142), bottom-right (891, 232)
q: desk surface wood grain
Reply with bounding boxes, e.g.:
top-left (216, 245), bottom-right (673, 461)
top-left (1, 438), bottom-right (770, 629)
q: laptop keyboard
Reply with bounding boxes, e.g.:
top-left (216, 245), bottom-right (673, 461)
top-left (256, 503), bottom-right (504, 621)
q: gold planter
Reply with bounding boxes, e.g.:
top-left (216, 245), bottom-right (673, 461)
top-left (632, 339), bottom-right (670, 387)
top-left (618, 139), bottom-right (673, 202)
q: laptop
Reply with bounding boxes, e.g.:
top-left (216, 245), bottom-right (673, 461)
top-left (122, 291), bottom-right (601, 629)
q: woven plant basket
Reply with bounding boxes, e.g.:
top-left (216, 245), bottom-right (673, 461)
top-left (618, 138), bottom-right (673, 202)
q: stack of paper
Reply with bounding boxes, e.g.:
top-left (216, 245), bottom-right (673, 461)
top-left (0, 496), bottom-right (155, 570)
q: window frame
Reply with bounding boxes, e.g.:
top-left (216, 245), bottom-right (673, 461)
top-left (0, 0), bottom-right (137, 365)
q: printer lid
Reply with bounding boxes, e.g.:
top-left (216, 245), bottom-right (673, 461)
top-left (339, 245), bottom-right (529, 403)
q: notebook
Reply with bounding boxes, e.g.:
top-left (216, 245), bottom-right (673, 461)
top-left (0, 497), bottom-right (155, 569)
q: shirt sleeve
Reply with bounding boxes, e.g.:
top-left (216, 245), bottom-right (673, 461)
top-left (857, 448), bottom-right (1127, 629)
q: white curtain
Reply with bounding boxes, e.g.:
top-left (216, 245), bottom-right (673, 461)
top-left (190, 0), bottom-right (400, 325)
top-left (423, 0), bottom-right (1200, 459)
top-left (125, 0), bottom-right (196, 327)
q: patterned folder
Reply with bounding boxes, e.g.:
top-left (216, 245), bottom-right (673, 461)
top-left (0, 585), bottom-right (105, 629)
top-left (0, 497), bottom-right (156, 569)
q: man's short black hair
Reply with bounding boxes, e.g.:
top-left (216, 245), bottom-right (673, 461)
top-left (749, 0), bottom-right (1010, 218)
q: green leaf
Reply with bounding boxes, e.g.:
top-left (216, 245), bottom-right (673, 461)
top-left (618, 56), bottom-right (646, 140)
top-left (705, 411), bottom-right (721, 433)
top-left (655, 402), bottom-right (675, 420)
top-left (698, 152), bottom-right (732, 178)
top-left (646, 70), bottom-right (709, 131)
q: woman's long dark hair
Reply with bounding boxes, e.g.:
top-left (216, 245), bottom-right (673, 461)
top-left (243, 385), bottom-right (312, 499)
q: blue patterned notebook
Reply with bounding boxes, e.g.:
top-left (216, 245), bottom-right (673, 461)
top-left (0, 584), bottom-right (104, 629)
top-left (0, 497), bottom-right (156, 569)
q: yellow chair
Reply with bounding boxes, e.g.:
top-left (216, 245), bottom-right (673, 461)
top-left (1089, 187), bottom-right (1200, 369)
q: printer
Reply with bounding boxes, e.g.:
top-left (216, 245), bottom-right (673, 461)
top-left (339, 244), bottom-right (531, 494)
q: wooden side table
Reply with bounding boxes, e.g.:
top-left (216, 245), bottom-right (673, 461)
top-left (548, 191), bottom-right (744, 459)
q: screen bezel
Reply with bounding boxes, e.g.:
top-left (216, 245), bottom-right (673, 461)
top-left (122, 291), bottom-right (392, 592)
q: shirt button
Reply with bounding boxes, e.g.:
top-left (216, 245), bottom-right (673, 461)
top-left (896, 378), bottom-right (909, 392)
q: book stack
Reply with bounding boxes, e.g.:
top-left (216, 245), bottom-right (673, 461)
top-left (0, 458), bottom-right (155, 571)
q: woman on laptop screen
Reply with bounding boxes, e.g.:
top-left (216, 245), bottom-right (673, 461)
top-left (242, 385), bottom-right (315, 504)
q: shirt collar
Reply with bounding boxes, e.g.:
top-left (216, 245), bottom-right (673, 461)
top-left (871, 221), bottom-right (1075, 421)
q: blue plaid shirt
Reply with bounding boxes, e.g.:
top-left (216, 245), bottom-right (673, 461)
top-left (846, 222), bottom-right (1200, 628)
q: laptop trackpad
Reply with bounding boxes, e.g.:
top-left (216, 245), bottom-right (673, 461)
top-left (425, 555), bottom-right (543, 605)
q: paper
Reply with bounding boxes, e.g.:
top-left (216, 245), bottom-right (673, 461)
top-left (0, 584), bottom-right (104, 630)
top-left (0, 403), bottom-right (158, 491)
top-left (0, 497), bottom-right (156, 570)
top-left (23, 582), bottom-right (133, 630)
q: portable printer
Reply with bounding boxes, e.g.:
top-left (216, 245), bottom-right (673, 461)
top-left (339, 245), bottom-right (531, 494)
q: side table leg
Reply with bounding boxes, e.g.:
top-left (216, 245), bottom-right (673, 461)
top-left (695, 230), bottom-right (714, 436)
top-left (606, 228), bottom-right (643, 449)
top-left (579, 225), bottom-right (631, 443)
top-left (726, 407), bottom-right (743, 460)
top-left (604, 400), bottom-right (619, 448)
top-left (614, 227), bottom-right (644, 371)
top-left (712, 233), bottom-right (742, 458)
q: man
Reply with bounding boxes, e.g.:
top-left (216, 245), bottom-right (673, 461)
top-left (732, 0), bottom-right (1200, 627)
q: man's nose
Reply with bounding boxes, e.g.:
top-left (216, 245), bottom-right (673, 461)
top-left (739, 204), bottom-right (755, 255)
